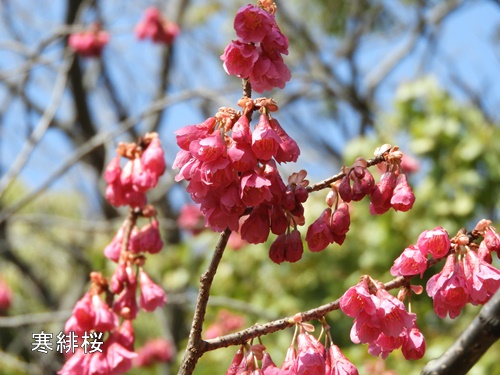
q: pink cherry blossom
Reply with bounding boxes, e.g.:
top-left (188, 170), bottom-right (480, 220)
top-left (328, 344), bottom-right (359, 375)
top-left (270, 118), bottom-right (300, 163)
top-left (232, 116), bottom-right (252, 144)
top-left (129, 219), bottom-right (163, 254)
top-left (104, 226), bottom-right (125, 262)
top-left (375, 289), bottom-right (416, 338)
top-left (178, 204), bottom-right (205, 235)
top-left (221, 41), bottom-right (260, 78)
top-left (350, 311), bottom-right (381, 344)
top-left (141, 137), bottom-right (166, 181)
top-left (251, 114), bottom-right (282, 161)
top-left (113, 283), bottom-right (139, 320)
top-left (306, 208), bottom-right (334, 252)
top-left (226, 347), bottom-right (244, 375)
top-left (390, 245), bottom-right (428, 277)
top-left (367, 332), bottom-right (403, 359)
top-left (0, 278), bottom-right (12, 311)
top-left (68, 25), bottom-right (109, 57)
top-left (339, 279), bottom-right (377, 318)
top-left (92, 294), bottom-right (119, 332)
top-left (250, 52), bottom-right (291, 93)
top-left (240, 204), bottom-right (271, 244)
top-left (484, 227), bottom-right (500, 256)
top-left (240, 170), bottom-right (273, 207)
top-left (58, 349), bottom-right (89, 374)
top-left (426, 254), bottom-right (469, 319)
top-left (417, 226), bottom-right (450, 258)
top-left (189, 134), bottom-right (226, 163)
top-left (175, 118), bottom-right (215, 150)
top-left (370, 171), bottom-right (397, 215)
top-left (296, 333), bottom-right (326, 375)
top-left (464, 249), bottom-right (500, 305)
top-left (281, 345), bottom-right (299, 373)
top-left (401, 326), bottom-right (426, 360)
top-left (228, 141), bottom-right (258, 172)
top-left (390, 174), bottom-right (415, 212)
top-left (233, 4), bottom-right (274, 43)
top-left (139, 270), bottom-right (167, 312)
top-left (135, 338), bottom-right (175, 367)
top-left (135, 7), bottom-right (179, 45)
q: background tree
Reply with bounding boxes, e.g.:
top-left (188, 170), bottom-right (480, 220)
top-left (0, 0), bottom-right (499, 374)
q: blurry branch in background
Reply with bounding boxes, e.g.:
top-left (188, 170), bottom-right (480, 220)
top-left (0, 52), bottom-right (74, 198)
top-left (145, 0), bottom-right (192, 133)
top-left (0, 310), bottom-right (71, 327)
top-left (0, 88), bottom-right (225, 225)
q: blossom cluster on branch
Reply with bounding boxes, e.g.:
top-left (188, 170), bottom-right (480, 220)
top-left (59, 133), bottom-right (170, 374)
top-left (57, 1), bottom-right (500, 374)
top-left (68, 7), bottom-right (179, 57)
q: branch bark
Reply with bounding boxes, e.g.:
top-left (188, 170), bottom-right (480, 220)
top-left (178, 227), bottom-right (232, 375)
top-left (422, 287), bottom-right (500, 375)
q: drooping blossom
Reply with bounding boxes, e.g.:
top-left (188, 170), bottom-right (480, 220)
top-left (340, 278), bottom-right (421, 359)
top-left (69, 23), bottom-right (109, 57)
top-left (463, 249), bottom-right (500, 305)
top-left (328, 344), bottom-right (359, 375)
top-left (390, 245), bottom-right (428, 278)
top-left (139, 270), bottom-right (167, 312)
top-left (401, 325), bottom-right (426, 360)
top-left (134, 338), bottom-right (175, 367)
top-left (104, 133), bottom-right (166, 208)
top-left (135, 7), bottom-right (179, 45)
top-left (390, 174), bottom-right (415, 212)
top-left (417, 226), bottom-right (450, 259)
top-left (129, 219), bottom-right (163, 254)
top-left (426, 254), bottom-right (469, 319)
top-left (296, 332), bottom-right (326, 375)
top-left (221, 4), bottom-right (291, 92)
top-left (369, 171), bottom-right (397, 215)
top-left (306, 208), bottom-right (334, 252)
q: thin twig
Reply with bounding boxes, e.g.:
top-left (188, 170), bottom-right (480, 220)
top-left (178, 227), bottom-right (232, 375)
top-left (306, 153), bottom-right (386, 192)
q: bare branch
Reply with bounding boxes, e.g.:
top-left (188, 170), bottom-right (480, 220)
top-left (178, 227), bottom-right (232, 375)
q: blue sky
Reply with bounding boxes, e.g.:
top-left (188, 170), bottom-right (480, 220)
top-left (1, 1), bottom-right (500, 210)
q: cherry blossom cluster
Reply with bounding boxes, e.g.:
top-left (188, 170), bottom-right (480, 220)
top-left (221, 2), bottom-right (291, 92)
top-left (339, 277), bottom-right (425, 360)
top-left (305, 145), bottom-right (415, 254)
top-left (59, 134), bottom-right (169, 374)
top-left (391, 221), bottom-right (500, 319)
top-left (68, 7), bottom-right (179, 57)
top-left (226, 324), bottom-right (358, 375)
top-left (135, 7), bottom-right (180, 45)
top-left (68, 23), bottom-right (110, 57)
top-left (173, 99), bottom-right (308, 263)
top-left (105, 133), bottom-right (166, 208)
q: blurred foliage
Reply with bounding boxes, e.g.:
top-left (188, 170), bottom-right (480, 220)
top-left (2, 76), bottom-right (500, 374)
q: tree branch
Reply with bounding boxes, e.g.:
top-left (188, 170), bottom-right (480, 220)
top-left (306, 152), bottom-right (386, 192)
top-left (178, 227), bottom-right (232, 375)
top-left (422, 287), bottom-right (500, 375)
